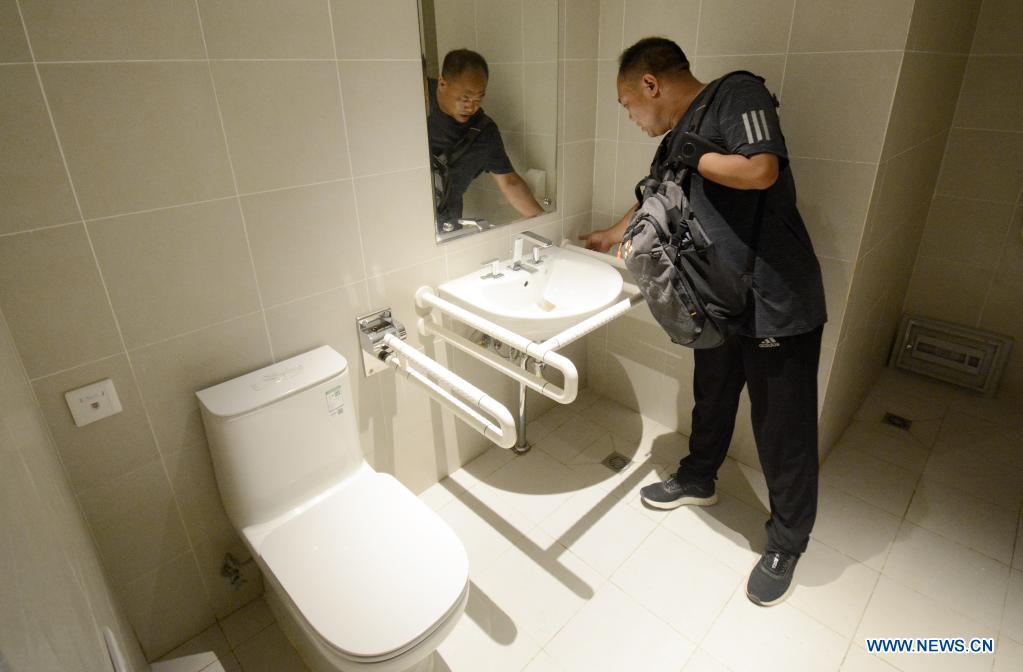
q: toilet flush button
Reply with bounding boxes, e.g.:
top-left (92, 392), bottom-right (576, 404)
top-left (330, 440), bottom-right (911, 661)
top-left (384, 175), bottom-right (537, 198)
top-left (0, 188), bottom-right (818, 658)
top-left (65, 378), bottom-right (122, 427)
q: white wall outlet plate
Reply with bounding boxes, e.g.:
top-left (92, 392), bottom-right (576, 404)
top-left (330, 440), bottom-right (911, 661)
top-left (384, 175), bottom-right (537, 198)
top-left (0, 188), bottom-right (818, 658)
top-left (65, 378), bottom-right (122, 427)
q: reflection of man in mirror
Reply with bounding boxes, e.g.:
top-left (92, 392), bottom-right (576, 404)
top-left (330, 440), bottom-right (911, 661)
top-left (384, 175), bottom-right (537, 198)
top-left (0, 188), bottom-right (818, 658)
top-left (428, 49), bottom-right (544, 228)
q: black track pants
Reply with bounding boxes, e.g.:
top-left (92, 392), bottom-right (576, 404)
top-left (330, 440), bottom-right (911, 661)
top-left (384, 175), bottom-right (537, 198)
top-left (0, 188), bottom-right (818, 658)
top-left (676, 326), bottom-right (823, 556)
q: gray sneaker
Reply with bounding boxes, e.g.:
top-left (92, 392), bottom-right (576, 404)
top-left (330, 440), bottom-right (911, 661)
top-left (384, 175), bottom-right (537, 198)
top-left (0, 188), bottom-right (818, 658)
top-left (746, 550), bottom-right (799, 606)
top-left (639, 474), bottom-right (717, 509)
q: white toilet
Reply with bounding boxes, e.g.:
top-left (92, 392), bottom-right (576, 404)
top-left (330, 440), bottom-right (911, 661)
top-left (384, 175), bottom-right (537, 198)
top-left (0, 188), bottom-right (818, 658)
top-left (197, 345), bottom-right (470, 672)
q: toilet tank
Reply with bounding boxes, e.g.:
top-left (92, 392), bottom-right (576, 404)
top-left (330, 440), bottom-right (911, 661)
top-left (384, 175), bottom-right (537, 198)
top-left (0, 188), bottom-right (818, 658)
top-left (196, 346), bottom-right (364, 531)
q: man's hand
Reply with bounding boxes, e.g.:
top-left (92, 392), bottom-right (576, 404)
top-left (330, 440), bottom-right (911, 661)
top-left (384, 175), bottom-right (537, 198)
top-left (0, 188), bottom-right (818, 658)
top-left (578, 228), bottom-right (619, 252)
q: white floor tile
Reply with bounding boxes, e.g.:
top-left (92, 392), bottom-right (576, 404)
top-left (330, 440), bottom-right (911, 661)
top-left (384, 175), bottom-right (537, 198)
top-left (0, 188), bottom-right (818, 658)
top-left (435, 584), bottom-right (543, 672)
top-left (854, 395), bottom-right (941, 448)
top-left (1002, 570), bottom-right (1023, 645)
top-left (157, 624), bottom-right (236, 671)
top-left (611, 526), bottom-right (742, 643)
top-left (905, 476), bottom-right (1018, 564)
top-left (232, 623), bottom-right (309, 672)
top-left (579, 397), bottom-right (648, 442)
top-left (418, 476), bottom-right (468, 512)
top-left (681, 649), bottom-right (731, 672)
top-left (544, 582), bottom-right (695, 672)
top-left (923, 447), bottom-right (1023, 513)
top-left (701, 587), bottom-right (849, 672)
top-left (1014, 516), bottom-right (1023, 571)
top-left (836, 420), bottom-right (931, 474)
top-left (855, 577), bottom-right (996, 672)
top-left (152, 652), bottom-right (219, 672)
top-left (870, 369), bottom-right (957, 419)
top-left (521, 650), bottom-right (565, 672)
top-left (435, 492), bottom-right (532, 579)
top-left (946, 392), bottom-right (1023, 430)
top-left (534, 414), bottom-right (608, 464)
top-left (993, 635), bottom-right (1023, 672)
top-left (472, 529), bottom-right (604, 645)
top-left (813, 484), bottom-right (901, 571)
top-left (789, 539), bottom-right (879, 639)
top-left (660, 490), bottom-right (768, 575)
top-left (883, 523), bottom-right (1011, 630)
top-left (537, 481), bottom-right (657, 578)
top-left (526, 403), bottom-right (576, 445)
top-left (219, 597), bottom-right (275, 650)
top-left (840, 645), bottom-right (901, 671)
top-left (468, 449), bottom-right (587, 526)
top-left (821, 444), bottom-right (918, 516)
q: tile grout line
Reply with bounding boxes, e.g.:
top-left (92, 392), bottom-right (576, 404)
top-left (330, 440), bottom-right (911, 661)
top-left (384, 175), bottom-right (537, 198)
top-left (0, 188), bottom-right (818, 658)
top-left (193, 1), bottom-right (275, 367)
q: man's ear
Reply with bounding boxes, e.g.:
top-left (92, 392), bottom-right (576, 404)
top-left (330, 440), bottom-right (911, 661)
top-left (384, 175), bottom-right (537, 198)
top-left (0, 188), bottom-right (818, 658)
top-left (437, 76), bottom-right (447, 90)
top-left (640, 73), bottom-right (660, 98)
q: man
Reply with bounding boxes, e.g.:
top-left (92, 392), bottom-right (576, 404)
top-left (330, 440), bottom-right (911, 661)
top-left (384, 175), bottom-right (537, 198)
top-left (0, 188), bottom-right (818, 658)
top-left (581, 38), bottom-right (827, 607)
top-left (428, 49), bottom-right (543, 227)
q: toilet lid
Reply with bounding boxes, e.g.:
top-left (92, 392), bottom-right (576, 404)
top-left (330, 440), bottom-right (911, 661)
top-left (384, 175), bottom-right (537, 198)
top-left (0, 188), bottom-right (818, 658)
top-left (258, 472), bottom-right (469, 662)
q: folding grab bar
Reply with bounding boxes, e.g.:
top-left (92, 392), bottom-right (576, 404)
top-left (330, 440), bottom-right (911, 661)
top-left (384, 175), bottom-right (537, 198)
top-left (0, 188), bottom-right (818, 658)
top-left (380, 333), bottom-right (517, 449)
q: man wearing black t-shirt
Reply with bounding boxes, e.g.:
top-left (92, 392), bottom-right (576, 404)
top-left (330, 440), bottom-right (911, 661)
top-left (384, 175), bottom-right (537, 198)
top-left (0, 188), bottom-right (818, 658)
top-left (428, 50), bottom-right (543, 227)
top-left (580, 38), bottom-right (827, 607)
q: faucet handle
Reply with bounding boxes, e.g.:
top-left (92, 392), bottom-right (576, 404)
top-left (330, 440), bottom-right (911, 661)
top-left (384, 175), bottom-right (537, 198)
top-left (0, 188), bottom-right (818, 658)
top-left (480, 258), bottom-right (503, 279)
top-left (532, 246), bottom-right (545, 264)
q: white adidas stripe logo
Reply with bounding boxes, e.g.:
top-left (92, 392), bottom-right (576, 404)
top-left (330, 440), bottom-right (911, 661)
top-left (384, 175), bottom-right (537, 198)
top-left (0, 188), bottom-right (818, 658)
top-left (741, 110), bottom-right (771, 144)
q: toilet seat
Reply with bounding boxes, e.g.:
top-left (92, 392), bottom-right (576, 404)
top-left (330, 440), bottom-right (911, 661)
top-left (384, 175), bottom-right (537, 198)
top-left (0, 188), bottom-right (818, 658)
top-left (256, 471), bottom-right (469, 664)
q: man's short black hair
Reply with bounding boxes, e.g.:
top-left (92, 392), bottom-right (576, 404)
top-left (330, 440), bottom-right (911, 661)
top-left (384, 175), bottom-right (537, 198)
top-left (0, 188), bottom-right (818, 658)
top-left (618, 37), bottom-right (689, 81)
top-left (441, 49), bottom-right (489, 80)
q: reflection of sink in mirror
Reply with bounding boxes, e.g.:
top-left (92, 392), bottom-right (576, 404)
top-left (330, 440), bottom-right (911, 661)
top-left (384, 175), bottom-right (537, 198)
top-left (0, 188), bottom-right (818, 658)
top-left (438, 246), bottom-right (624, 341)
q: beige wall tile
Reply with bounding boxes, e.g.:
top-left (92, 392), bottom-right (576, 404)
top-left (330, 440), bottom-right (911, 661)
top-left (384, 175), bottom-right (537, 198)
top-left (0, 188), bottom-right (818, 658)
top-left (199, 0), bottom-right (333, 59)
top-left (789, 0), bottom-right (913, 53)
top-left (979, 272), bottom-right (1023, 343)
top-left (120, 552), bottom-right (216, 660)
top-left (789, 159), bottom-right (876, 262)
top-left (591, 140), bottom-right (616, 215)
top-left (78, 461), bottom-right (191, 584)
top-left (211, 61), bottom-right (350, 194)
top-left (524, 0), bottom-right (559, 62)
top-left (89, 199), bottom-right (261, 349)
top-left (883, 52), bottom-right (966, 160)
top-left (523, 132), bottom-right (558, 200)
top-left (819, 257), bottom-right (854, 350)
top-left (355, 167), bottom-right (440, 277)
top-left (565, 0), bottom-right (599, 58)
top-left (971, 0), bottom-right (1023, 55)
top-left (339, 60), bottom-right (430, 177)
top-left (563, 140), bottom-right (595, 216)
top-left (0, 224), bottom-right (122, 378)
top-left (0, 1), bottom-right (28, 62)
top-left (917, 196), bottom-right (1015, 270)
top-left (41, 62), bottom-right (233, 219)
top-left (19, 0), bottom-right (204, 61)
top-left (622, 0), bottom-right (699, 57)
top-left (597, 0), bottom-right (624, 59)
top-left (475, 0), bottom-right (524, 63)
top-left (874, 135), bottom-right (946, 243)
top-left (242, 180), bottom-right (364, 308)
top-left (690, 55), bottom-right (786, 94)
top-left (612, 142), bottom-right (654, 217)
top-left (904, 256), bottom-right (994, 326)
top-left (366, 258), bottom-right (448, 350)
top-left (192, 535), bottom-right (264, 620)
top-left (432, 0), bottom-right (476, 59)
top-left (163, 442), bottom-right (235, 551)
top-left (0, 65), bottom-right (78, 234)
top-left (697, 0), bottom-right (795, 56)
top-left (603, 339), bottom-right (673, 428)
top-left (524, 61), bottom-right (558, 136)
top-left (906, 0), bottom-right (982, 53)
top-left (32, 355), bottom-right (160, 494)
top-left (130, 313), bottom-right (272, 456)
top-left (595, 60), bottom-right (619, 141)
top-left (331, 0), bottom-right (422, 60)
top-left (955, 56), bottom-right (1023, 133)
top-left (781, 52), bottom-right (902, 163)
top-left (936, 129), bottom-right (1023, 203)
top-left (997, 208), bottom-right (1023, 278)
top-left (486, 62), bottom-right (525, 133)
top-left (568, 60), bottom-right (597, 144)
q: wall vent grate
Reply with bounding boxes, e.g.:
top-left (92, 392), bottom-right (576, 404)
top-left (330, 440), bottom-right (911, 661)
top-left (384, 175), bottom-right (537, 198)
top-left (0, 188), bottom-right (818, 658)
top-left (889, 315), bottom-right (1013, 397)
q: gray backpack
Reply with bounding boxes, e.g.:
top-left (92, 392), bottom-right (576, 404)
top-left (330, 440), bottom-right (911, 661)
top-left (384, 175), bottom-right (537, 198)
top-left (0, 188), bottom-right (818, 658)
top-left (622, 72), bottom-right (764, 349)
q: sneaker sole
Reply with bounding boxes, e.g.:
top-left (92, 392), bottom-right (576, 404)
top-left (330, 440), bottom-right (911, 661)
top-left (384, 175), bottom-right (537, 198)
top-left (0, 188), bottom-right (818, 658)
top-left (745, 579), bottom-right (795, 608)
top-left (641, 492), bottom-right (718, 510)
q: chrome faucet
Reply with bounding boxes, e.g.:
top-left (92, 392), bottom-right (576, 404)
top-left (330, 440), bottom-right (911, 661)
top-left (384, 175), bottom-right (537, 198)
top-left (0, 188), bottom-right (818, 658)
top-left (512, 230), bottom-right (554, 270)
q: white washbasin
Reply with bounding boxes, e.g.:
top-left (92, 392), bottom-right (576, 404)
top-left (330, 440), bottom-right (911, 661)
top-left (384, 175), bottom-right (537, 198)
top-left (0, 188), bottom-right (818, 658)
top-left (438, 246), bottom-right (624, 341)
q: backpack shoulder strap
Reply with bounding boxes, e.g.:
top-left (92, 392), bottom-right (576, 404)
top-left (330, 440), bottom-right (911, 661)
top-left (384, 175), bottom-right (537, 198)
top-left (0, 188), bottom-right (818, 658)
top-left (435, 114), bottom-right (493, 168)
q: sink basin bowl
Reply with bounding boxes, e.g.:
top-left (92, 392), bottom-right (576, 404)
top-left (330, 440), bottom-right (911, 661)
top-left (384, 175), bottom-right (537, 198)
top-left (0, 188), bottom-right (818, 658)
top-left (438, 246), bottom-right (624, 341)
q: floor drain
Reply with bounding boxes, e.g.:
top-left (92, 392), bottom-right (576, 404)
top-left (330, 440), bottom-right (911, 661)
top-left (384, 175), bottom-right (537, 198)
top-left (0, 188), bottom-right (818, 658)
top-left (881, 412), bottom-right (912, 430)
top-left (602, 452), bottom-right (632, 472)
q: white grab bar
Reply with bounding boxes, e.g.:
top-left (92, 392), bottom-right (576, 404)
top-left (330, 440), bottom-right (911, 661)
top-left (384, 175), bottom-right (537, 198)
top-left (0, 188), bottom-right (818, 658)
top-left (381, 333), bottom-right (517, 449)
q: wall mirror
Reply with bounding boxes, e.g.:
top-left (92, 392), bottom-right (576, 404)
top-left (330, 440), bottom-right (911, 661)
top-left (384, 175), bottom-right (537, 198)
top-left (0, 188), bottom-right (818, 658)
top-left (418, 0), bottom-right (559, 243)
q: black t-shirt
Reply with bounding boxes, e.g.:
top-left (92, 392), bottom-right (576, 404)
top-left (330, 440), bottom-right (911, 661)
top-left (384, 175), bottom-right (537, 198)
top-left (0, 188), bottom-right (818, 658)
top-left (427, 79), bottom-right (514, 222)
top-left (651, 73), bottom-right (827, 338)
